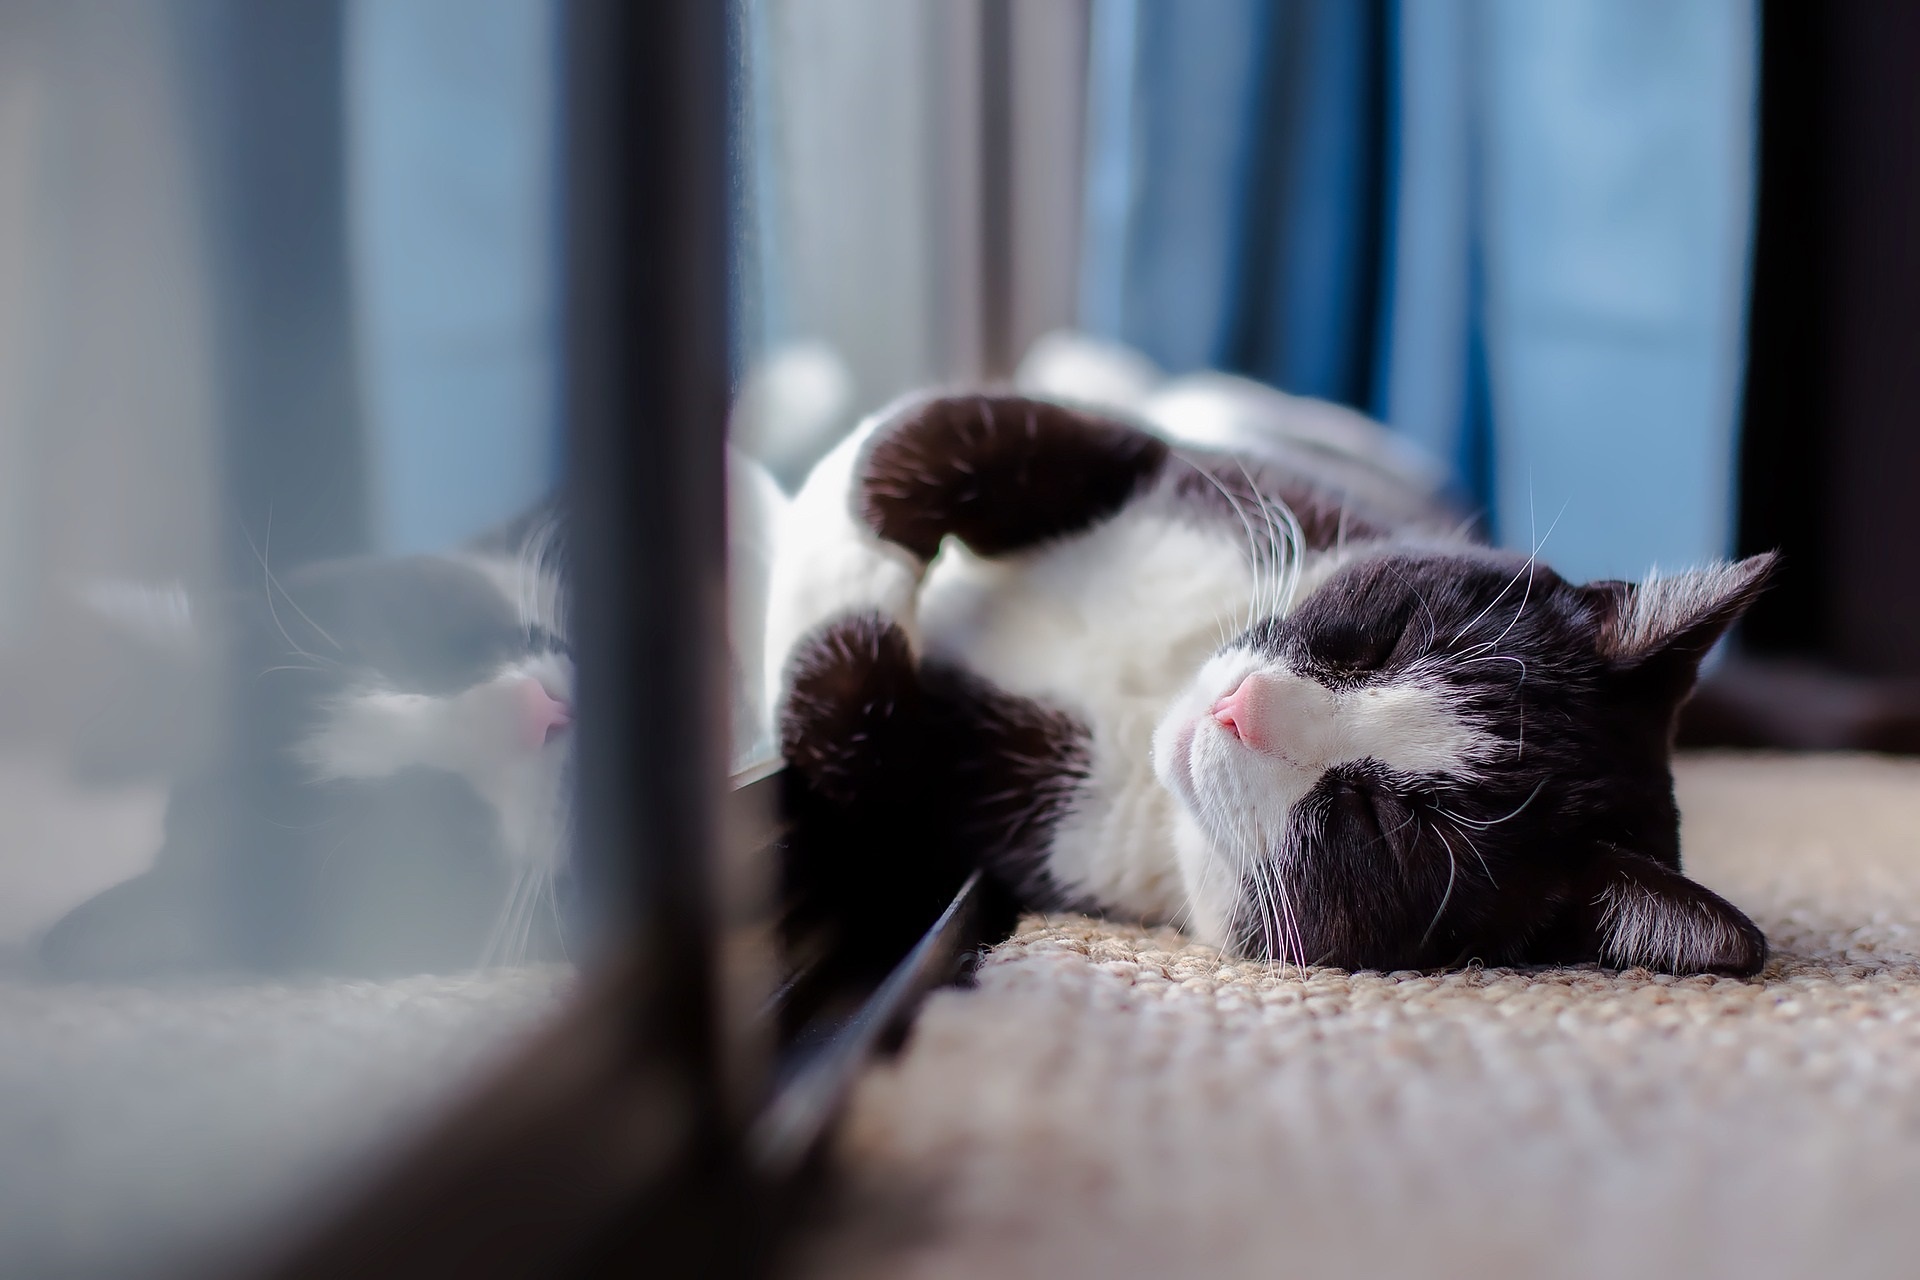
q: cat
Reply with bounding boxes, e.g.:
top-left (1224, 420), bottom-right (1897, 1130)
top-left (38, 508), bottom-right (578, 978)
top-left (767, 391), bottom-right (1776, 979)
top-left (37, 438), bottom-right (793, 979)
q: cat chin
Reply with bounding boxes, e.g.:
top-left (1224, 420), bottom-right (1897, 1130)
top-left (1167, 808), bottom-right (1239, 951)
top-left (1151, 651), bottom-right (1264, 794)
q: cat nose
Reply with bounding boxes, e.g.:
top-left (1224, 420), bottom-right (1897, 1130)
top-left (1212, 675), bottom-right (1275, 751)
top-left (1212, 671), bottom-right (1327, 757)
top-left (516, 677), bottom-right (573, 748)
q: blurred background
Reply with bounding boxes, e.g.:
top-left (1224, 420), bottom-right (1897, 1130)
top-left (732, 0), bottom-right (1920, 750)
top-left (0, 0), bottom-right (1916, 1275)
top-left (4, 0), bottom-right (1916, 769)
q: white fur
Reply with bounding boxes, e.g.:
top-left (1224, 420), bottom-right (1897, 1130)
top-left (921, 514), bottom-right (1253, 923)
top-left (1603, 557), bottom-right (1770, 661)
top-left (299, 649), bottom-right (574, 876)
top-left (727, 449), bottom-right (790, 766)
top-left (770, 394), bottom-right (1488, 951)
top-left (728, 339), bottom-right (856, 482)
top-left (1015, 329), bottom-right (1164, 410)
top-left (762, 400), bottom-right (930, 712)
top-left (1151, 649), bottom-right (1495, 908)
top-left (1598, 877), bottom-right (1743, 973)
top-left (77, 579), bottom-right (198, 652)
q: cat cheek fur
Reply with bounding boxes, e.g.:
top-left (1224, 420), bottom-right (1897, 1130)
top-left (1152, 638), bottom-right (1494, 920)
top-left (298, 654), bottom-right (575, 874)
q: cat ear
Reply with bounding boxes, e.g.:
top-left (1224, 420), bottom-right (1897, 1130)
top-left (1551, 847), bottom-right (1768, 977)
top-left (74, 579), bottom-right (201, 654)
top-left (1582, 552), bottom-right (1777, 694)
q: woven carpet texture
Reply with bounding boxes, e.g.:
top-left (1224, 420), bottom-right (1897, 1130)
top-left (802, 754), bottom-right (1920, 1280)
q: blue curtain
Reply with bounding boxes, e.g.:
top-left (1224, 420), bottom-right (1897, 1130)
top-left (346, 0), bottom-right (561, 554)
top-left (1082, 0), bottom-right (1759, 583)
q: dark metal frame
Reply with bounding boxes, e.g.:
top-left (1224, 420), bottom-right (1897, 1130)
top-left (253, 2), bottom-right (986, 1275)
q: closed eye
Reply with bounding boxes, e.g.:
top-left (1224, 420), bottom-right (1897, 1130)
top-left (1308, 620), bottom-right (1406, 678)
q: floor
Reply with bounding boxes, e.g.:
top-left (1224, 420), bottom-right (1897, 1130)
top-left (802, 754), bottom-right (1920, 1280)
top-left (0, 755), bottom-right (571, 1279)
top-left (6, 753), bottom-right (1920, 1278)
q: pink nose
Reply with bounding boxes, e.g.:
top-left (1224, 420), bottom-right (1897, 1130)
top-left (516, 677), bottom-right (573, 749)
top-left (1212, 674), bottom-right (1276, 753)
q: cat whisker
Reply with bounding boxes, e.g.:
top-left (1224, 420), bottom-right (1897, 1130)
top-left (244, 544), bottom-right (339, 673)
top-left (1173, 456), bottom-right (1278, 632)
top-left (1435, 811), bottom-right (1500, 888)
top-left (481, 862), bottom-right (538, 970)
top-left (1436, 779), bottom-right (1546, 831)
top-left (1458, 653), bottom-right (1528, 686)
top-left (1446, 498), bottom-right (1569, 649)
top-left (1385, 563), bottom-right (1441, 654)
top-left (1418, 821), bottom-right (1460, 953)
top-left (517, 869), bottom-right (540, 965)
top-left (1252, 858), bottom-right (1282, 971)
top-left (1234, 459), bottom-right (1306, 620)
top-left (1486, 556), bottom-right (1535, 653)
top-left (247, 516), bottom-right (344, 656)
top-left (1275, 871), bottom-right (1306, 971)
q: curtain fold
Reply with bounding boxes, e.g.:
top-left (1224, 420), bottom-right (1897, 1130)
top-left (1082, 0), bottom-right (1759, 581)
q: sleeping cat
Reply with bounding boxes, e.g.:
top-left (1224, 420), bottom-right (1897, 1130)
top-left (768, 392), bottom-right (1776, 978)
top-left (38, 509), bottom-right (577, 977)
top-left (39, 440), bottom-right (793, 979)
top-left (42, 387), bottom-right (1771, 982)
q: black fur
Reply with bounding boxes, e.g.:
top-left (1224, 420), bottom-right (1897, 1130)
top-left (1222, 551), bottom-right (1770, 972)
top-left (777, 612), bottom-right (1092, 997)
top-left (778, 395), bottom-right (1778, 978)
top-left (861, 395), bottom-right (1168, 559)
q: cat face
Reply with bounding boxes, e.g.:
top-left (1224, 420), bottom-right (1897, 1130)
top-left (45, 539), bottom-right (575, 976)
top-left (1153, 548), bottom-right (1775, 975)
top-left (259, 551), bottom-right (576, 875)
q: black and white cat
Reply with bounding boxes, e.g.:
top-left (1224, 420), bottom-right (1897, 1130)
top-left (39, 510), bottom-right (578, 977)
top-left (38, 440), bottom-right (793, 979)
top-left (768, 391), bottom-right (1775, 978)
top-left (41, 384), bottom-right (1770, 982)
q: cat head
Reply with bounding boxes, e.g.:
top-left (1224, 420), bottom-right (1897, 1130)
top-left (1152, 547), bottom-right (1776, 976)
top-left (85, 545), bottom-right (573, 849)
top-left (50, 536), bottom-right (574, 975)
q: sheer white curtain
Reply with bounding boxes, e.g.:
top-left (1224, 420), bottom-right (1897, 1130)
top-left (0, 3), bottom-right (219, 711)
top-left (734, 0), bottom-right (1089, 484)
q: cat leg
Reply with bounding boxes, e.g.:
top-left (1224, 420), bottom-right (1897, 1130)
top-left (776, 610), bottom-right (1085, 1003)
top-left (764, 392), bottom-right (1170, 710)
top-left (773, 610), bottom-right (1013, 1010)
top-left (768, 394), bottom-right (1156, 983)
top-left (855, 392), bottom-right (1170, 561)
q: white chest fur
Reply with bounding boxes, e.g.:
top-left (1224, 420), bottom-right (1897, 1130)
top-left (918, 510), bottom-right (1255, 920)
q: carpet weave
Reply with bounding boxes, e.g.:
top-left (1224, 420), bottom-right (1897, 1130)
top-left (806, 754), bottom-right (1920, 1280)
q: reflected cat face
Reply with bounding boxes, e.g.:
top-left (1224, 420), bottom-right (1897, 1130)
top-left (266, 549), bottom-right (575, 876)
top-left (1154, 548), bottom-right (1775, 975)
top-left (42, 520), bottom-right (576, 978)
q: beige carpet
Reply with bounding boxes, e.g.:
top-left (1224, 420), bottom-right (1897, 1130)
top-left (806, 754), bottom-right (1920, 1280)
top-left (10, 753), bottom-right (1920, 1277)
